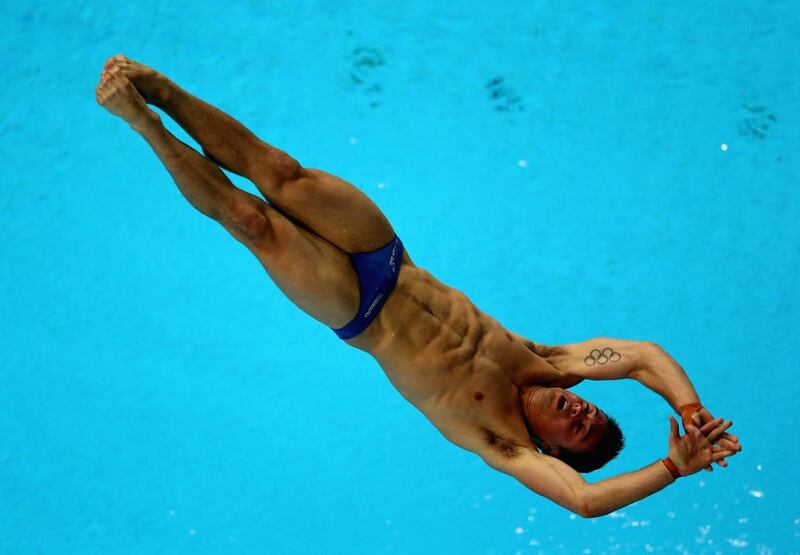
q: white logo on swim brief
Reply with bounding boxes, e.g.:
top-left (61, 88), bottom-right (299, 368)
top-left (364, 293), bottom-right (384, 318)
top-left (389, 242), bottom-right (397, 273)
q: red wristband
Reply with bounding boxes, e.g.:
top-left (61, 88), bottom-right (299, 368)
top-left (661, 457), bottom-right (681, 480)
top-left (678, 402), bottom-right (703, 421)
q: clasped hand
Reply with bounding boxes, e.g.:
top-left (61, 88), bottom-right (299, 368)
top-left (668, 408), bottom-right (743, 476)
top-left (685, 407), bottom-right (742, 471)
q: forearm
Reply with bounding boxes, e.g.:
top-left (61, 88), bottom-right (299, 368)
top-left (634, 343), bottom-right (701, 412)
top-left (583, 459), bottom-right (675, 517)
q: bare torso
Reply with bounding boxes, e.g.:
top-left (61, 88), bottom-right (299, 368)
top-left (345, 253), bottom-right (574, 458)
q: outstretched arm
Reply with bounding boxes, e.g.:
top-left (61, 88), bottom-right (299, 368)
top-left (516, 335), bottom-right (741, 466)
top-left (515, 335), bottom-right (701, 410)
top-left (482, 416), bottom-right (732, 517)
top-left (594, 339), bottom-right (702, 410)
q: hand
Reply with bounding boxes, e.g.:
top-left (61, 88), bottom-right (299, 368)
top-left (667, 416), bottom-right (734, 477)
top-left (681, 407), bottom-right (742, 471)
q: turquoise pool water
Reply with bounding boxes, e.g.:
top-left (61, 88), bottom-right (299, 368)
top-left (2, 1), bottom-right (799, 553)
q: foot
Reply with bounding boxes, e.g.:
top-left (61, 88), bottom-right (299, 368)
top-left (102, 54), bottom-right (170, 105)
top-left (95, 66), bottom-right (159, 127)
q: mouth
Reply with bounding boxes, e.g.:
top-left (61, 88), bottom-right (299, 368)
top-left (556, 394), bottom-right (567, 412)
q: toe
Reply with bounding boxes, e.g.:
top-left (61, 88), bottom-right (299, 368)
top-left (103, 54), bottom-right (125, 70)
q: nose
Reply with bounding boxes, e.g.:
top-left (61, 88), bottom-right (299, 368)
top-left (570, 400), bottom-right (585, 418)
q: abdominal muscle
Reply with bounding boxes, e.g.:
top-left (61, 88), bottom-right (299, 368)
top-left (346, 260), bottom-right (530, 438)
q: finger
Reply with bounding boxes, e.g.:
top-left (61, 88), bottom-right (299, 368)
top-left (710, 446), bottom-right (736, 455)
top-left (719, 434), bottom-right (740, 446)
top-left (711, 451), bottom-right (733, 461)
top-left (700, 417), bottom-right (724, 434)
top-left (669, 416), bottom-right (680, 440)
top-left (696, 408), bottom-right (713, 425)
top-left (689, 424), bottom-right (705, 439)
top-left (698, 418), bottom-right (724, 435)
top-left (716, 437), bottom-right (742, 454)
top-left (716, 433), bottom-right (740, 444)
top-left (707, 421), bottom-right (733, 442)
top-left (716, 438), bottom-right (741, 452)
top-left (722, 432), bottom-right (739, 443)
top-left (709, 448), bottom-right (730, 465)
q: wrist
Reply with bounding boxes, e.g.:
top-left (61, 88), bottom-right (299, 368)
top-left (677, 402), bottom-right (703, 422)
top-left (660, 457), bottom-right (681, 481)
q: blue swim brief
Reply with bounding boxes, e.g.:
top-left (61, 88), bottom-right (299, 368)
top-left (332, 235), bottom-right (404, 340)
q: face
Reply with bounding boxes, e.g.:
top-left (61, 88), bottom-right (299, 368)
top-left (522, 386), bottom-right (608, 455)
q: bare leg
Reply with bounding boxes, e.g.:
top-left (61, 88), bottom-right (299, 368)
top-left (105, 55), bottom-right (397, 253)
top-left (96, 67), bottom-right (360, 328)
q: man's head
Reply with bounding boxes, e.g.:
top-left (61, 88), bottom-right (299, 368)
top-left (520, 386), bottom-right (624, 473)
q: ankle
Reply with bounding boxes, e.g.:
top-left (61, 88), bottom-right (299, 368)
top-left (129, 108), bottom-right (162, 134)
top-left (151, 77), bottom-right (179, 109)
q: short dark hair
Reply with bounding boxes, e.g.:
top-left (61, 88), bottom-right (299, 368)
top-left (555, 415), bottom-right (625, 473)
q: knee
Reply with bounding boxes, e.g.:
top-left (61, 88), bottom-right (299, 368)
top-left (275, 154), bottom-right (301, 182)
top-left (251, 149), bottom-right (302, 194)
top-left (226, 200), bottom-right (273, 242)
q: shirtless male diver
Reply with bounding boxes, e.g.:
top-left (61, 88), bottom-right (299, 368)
top-left (96, 55), bottom-right (742, 518)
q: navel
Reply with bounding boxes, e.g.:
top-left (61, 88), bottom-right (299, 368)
top-left (474, 391), bottom-right (484, 401)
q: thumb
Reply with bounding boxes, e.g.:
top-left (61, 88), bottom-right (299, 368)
top-left (669, 415), bottom-right (679, 440)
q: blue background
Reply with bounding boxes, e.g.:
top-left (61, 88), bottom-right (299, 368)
top-left (1, 1), bottom-right (798, 553)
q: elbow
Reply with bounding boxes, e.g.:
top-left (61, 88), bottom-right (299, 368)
top-left (581, 503), bottom-right (614, 519)
top-left (575, 488), bottom-right (612, 519)
top-left (575, 490), bottom-right (596, 519)
top-left (642, 340), bottom-right (664, 356)
top-left (633, 340), bottom-right (663, 374)
top-left (576, 501), bottom-right (596, 519)
top-left (578, 500), bottom-right (610, 519)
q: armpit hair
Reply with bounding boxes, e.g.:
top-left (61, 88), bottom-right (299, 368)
top-left (481, 428), bottom-right (524, 459)
top-left (523, 340), bottom-right (563, 360)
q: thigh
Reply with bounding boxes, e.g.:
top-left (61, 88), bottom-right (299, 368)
top-left (230, 202), bottom-right (361, 329)
top-left (255, 167), bottom-right (397, 254)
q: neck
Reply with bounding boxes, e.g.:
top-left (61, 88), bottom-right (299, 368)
top-left (519, 387), bottom-right (545, 450)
